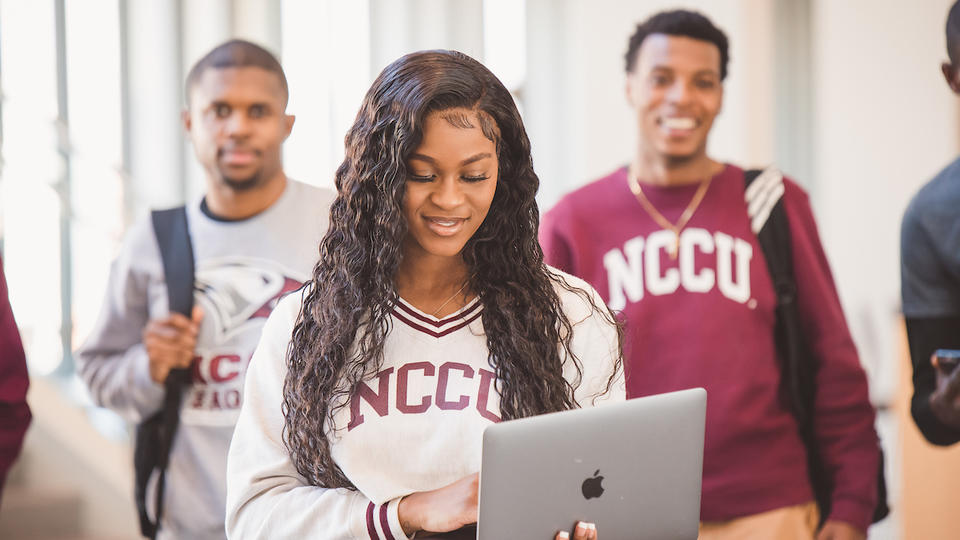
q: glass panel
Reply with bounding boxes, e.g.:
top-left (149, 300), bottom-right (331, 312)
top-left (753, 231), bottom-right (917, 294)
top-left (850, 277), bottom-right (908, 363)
top-left (0, 0), bottom-right (63, 375)
top-left (280, 0), bottom-right (370, 189)
top-left (65, 0), bottom-right (124, 351)
top-left (483, 0), bottom-right (527, 93)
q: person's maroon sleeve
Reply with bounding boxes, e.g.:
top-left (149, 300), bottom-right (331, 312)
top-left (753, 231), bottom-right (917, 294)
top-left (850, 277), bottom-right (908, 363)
top-left (783, 181), bottom-right (880, 532)
top-left (0, 254), bottom-right (31, 499)
top-left (539, 200), bottom-right (576, 275)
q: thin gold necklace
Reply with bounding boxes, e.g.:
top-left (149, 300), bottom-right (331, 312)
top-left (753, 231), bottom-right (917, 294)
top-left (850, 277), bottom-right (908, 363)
top-left (431, 281), bottom-right (470, 317)
top-left (627, 166), bottom-right (713, 259)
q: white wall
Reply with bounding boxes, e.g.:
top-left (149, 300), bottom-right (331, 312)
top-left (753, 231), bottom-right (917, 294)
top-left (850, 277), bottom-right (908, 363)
top-left (810, 0), bottom-right (959, 404)
top-left (370, 0), bottom-right (484, 77)
top-left (809, 4), bottom-right (958, 536)
top-left (124, 0), bottom-right (185, 215)
top-left (280, 0), bottom-right (371, 189)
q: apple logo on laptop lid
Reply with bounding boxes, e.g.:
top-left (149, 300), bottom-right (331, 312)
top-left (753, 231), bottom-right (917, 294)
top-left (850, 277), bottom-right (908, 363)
top-left (581, 469), bottom-right (605, 499)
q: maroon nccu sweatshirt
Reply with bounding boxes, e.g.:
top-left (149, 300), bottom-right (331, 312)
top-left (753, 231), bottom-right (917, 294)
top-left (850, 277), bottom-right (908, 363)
top-left (540, 164), bottom-right (879, 532)
top-left (0, 255), bottom-right (30, 505)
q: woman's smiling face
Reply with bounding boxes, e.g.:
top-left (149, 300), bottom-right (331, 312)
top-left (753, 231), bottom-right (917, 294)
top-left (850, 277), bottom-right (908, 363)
top-left (402, 108), bottom-right (499, 261)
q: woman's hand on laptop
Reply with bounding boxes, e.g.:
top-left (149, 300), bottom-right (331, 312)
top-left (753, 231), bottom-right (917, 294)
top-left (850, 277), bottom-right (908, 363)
top-left (556, 521), bottom-right (597, 540)
top-left (398, 473), bottom-right (479, 536)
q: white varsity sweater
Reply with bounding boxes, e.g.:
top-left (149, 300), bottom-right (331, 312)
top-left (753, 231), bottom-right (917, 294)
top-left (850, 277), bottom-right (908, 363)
top-left (225, 271), bottom-right (625, 539)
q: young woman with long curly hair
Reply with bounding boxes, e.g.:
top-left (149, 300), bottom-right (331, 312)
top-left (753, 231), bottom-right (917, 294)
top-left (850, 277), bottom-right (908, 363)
top-left (225, 50), bottom-right (624, 540)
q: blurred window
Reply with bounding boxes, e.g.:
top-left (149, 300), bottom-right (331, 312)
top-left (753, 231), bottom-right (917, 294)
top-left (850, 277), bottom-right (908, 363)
top-left (1, 0), bottom-right (66, 376)
top-left (280, 0), bottom-right (371, 189)
top-left (483, 0), bottom-right (526, 109)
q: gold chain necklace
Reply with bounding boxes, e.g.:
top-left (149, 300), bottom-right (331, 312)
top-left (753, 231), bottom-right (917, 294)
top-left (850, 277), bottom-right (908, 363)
top-left (627, 166), bottom-right (714, 259)
top-left (431, 281), bottom-right (470, 317)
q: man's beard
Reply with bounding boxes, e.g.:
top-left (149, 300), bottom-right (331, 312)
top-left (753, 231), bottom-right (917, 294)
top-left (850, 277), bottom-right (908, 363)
top-left (662, 142), bottom-right (708, 168)
top-left (664, 153), bottom-right (697, 167)
top-left (220, 169), bottom-right (263, 192)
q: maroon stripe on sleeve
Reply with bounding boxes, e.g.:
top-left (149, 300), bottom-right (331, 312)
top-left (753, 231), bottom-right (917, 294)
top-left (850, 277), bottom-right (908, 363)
top-left (366, 502), bottom-right (380, 540)
top-left (379, 503), bottom-right (397, 540)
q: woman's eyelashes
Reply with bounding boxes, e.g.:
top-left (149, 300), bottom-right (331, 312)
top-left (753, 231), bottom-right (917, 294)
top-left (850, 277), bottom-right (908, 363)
top-left (407, 172), bottom-right (491, 183)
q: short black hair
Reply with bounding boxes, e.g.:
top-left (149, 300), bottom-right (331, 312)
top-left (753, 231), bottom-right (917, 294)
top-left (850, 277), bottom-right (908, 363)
top-left (185, 39), bottom-right (289, 107)
top-left (948, 1), bottom-right (960, 64)
top-left (624, 9), bottom-right (729, 80)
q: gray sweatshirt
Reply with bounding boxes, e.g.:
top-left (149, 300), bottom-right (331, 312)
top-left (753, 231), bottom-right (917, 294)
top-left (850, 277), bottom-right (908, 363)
top-left (75, 179), bottom-right (335, 539)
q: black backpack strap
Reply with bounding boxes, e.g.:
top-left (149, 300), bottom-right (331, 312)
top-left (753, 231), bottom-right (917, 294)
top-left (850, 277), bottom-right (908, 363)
top-left (152, 206), bottom-right (195, 316)
top-left (744, 168), bottom-right (889, 525)
top-left (745, 168), bottom-right (829, 522)
top-left (136, 206), bottom-right (194, 539)
top-left (745, 169), bottom-right (815, 424)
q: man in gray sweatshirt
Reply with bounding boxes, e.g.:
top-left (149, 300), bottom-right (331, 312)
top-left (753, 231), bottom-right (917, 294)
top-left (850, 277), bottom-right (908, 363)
top-left (75, 39), bottom-right (334, 539)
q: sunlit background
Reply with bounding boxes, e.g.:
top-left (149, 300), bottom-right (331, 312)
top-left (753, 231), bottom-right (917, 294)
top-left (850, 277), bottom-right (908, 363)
top-left (1, 0), bottom-right (958, 538)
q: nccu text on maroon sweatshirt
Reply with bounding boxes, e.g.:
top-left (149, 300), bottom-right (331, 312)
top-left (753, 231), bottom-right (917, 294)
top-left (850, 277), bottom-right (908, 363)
top-left (539, 164), bottom-right (879, 532)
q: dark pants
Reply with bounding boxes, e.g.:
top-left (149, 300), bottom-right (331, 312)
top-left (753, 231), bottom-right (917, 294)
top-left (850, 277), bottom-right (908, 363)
top-left (417, 525), bottom-right (477, 539)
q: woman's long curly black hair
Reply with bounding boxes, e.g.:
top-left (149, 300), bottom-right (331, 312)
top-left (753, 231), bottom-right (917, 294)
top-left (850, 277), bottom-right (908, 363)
top-left (283, 50), bottom-right (622, 488)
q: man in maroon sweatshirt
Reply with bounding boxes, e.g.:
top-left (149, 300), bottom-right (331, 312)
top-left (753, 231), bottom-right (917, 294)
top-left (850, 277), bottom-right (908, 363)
top-left (0, 254), bottom-right (30, 507)
top-left (540, 9), bottom-right (879, 540)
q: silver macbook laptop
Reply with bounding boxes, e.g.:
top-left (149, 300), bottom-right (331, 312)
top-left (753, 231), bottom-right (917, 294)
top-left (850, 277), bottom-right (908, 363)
top-left (477, 387), bottom-right (706, 540)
